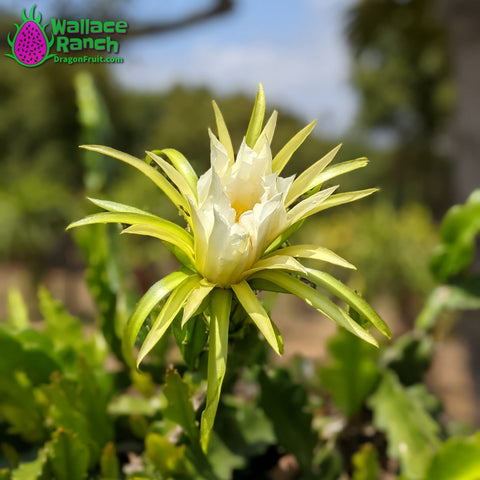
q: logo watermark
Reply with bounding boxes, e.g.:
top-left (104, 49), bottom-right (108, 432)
top-left (6, 5), bottom-right (127, 67)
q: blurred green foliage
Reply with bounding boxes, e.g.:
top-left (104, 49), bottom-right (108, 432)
top-left (347, 0), bottom-right (455, 212)
top-left (0, 193), bottom-right (478, 478)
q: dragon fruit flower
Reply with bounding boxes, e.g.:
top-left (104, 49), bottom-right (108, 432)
top-left (68, 85), bottom-right (391, 450)
top-left (6, 5), bottom-right (54, 67)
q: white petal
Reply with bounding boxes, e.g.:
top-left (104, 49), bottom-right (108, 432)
top-left (209, 129), bottom-right (230, 175)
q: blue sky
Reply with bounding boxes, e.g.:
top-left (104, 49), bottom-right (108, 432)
top-left (114, 0), bottom-right (358, 135)
top-left (1, 0), bottom-right (357, 135)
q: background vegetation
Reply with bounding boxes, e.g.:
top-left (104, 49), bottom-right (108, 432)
top-left (1, 0), bottom-right (479, 478)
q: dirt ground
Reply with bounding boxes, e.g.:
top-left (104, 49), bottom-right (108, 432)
top-left (1, 263), bottom-right (479, 426)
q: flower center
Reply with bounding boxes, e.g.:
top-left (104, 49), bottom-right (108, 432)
top-left (230, 197), bottom-right (255, 221)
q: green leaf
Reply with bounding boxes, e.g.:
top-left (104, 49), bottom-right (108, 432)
top-left (286, 144), bottom-right (342, 206)
top-left (252, 271), bottom-right (378, 347)
top-left (382, 331), bottom-right (434, 385)
top-left (212, 101), bottom-right (235, 163)
top-left (352, 444), bottom-right (380, 480)
top-left (416, 280), bottom-right (480, 331)
top-left (200, 288), bottom-right (232, 452)
top-left (7, 288), bottom-right (29, 330)
top-left (42, 364), bottom-right (113, 466)
top-left (368, 371), bottom-right (441, 479)
top-left (137, 275), bottom-right (201, 366)
top-left (122, 271), bottom-right (189, 366)
top-left (79, 145), bottom-right (188, 212)
top-left (100, 442), bottom-right (120, 479)
top-left (0, 328), bottom-right (60, 386)
top-left (45, 428), bottom-right (90, 480)
top-left (425, 433), bottom-right (480, 480)
top-left (163, 369), bottom-right (199, 442)
top-left (11, 451), bottom-right (47, 480)
top-left (259, 369), bottom-right (316, 476)
top-left (431, 189), bottom-right (480, 281)
top-left (231, 281), bottom-right (283, 355)
top-left (320, 328), bottom-right (380, 417)
top-left (245, 84), bottom-right (265, 148)
top-left (38, 286), bottom-right (102, 367)
top-left (145, 433), bottom-right (187, 477)
top-left (272, 120), bottom-right (317, 173)
top-left (306, 268), bottom-right (391, 339)
top-left (214, 394), bottom-right (275, 458)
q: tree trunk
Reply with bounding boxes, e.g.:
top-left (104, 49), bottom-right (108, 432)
top-left (440, 0), bottom-right (480, 426)
top-left (441, 0), bottom-right (480, 203)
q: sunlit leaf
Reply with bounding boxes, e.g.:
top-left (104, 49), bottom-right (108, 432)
top-left (368, 371), bottom-right (441, 479)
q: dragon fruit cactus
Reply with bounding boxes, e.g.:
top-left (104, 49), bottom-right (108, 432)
top-left (6, 5), bottom-right (54, 67)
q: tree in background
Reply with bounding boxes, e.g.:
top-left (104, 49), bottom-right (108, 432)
top-left (347, 0), bottom-right (455, 214)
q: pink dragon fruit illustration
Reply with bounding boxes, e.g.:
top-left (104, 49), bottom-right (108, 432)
top-left (6, 5), bottom-right (54, 67)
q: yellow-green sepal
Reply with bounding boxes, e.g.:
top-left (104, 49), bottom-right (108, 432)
top-left (149, 148), bottom-right (198, 194)
top-left (245, 83), bottom-right (266, 148)
top-left (122, 271), bottom-right (189, 367)
top-left (272, 120), bottom-right (317, 174)
top-left (306, 268), bottom-right (391, 339)
top-left (137, 275), bottom-right (201, 367)
top-left (200, 288), bottom-right (232, 452)
top-left (252, 271), bottom-right (378, 347)
top-left (231, 281), bottom-right (284, 355)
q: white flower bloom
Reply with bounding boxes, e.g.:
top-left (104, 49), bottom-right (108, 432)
top-left (68, 84), bottom-right (391, 451)
top-left (191, 132), bottom-right (292, 286)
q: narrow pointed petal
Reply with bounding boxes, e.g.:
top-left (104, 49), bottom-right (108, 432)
top-left (306, 268), bottom-right (391, 338)
top-left (312, 158), bottom-right (369, 189)
top-left (147, 151), bottom-right (197, 202)
top-left (311, 188), bottom-right (379, 214)
top-left (181, 279), bottom-right (215, 327)
top-left (286, 186), bottom-right (338, 225)
top-left (254, 110), bottom-right (278, 153)
top-left (231, 281), bottom-right (284, 355)
top-left (151, 148), bottom-right (198, 193)
top-left (241, 255), bottom-right (307, 279)
top-left (80, 145), bottom-right (188, 212)
top-left (87, 197), bottom-right (156, 216)
top-left (137, 275), bottom-right (201, 366)
top-left (267, 245), bottom-right (356, 270)
top-left (272, 120), bottom-right (317, 174)
top-left (121, 224), bottom-right (194, 259)
top-left (245, 83), bottom-right (266, 148)
top-left (200, 288), bottom-right (232, 452)
top-left (122, 271), bottom-right (189, 366)
top-left (286, 144), bottom-right (342, 206)
top-left (212, 100), bottom-right (235, 163)
top-left (253, 271), bottom-right (378, 347)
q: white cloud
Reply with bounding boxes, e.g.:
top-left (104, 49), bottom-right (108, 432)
top-left (114, 2), bottom-right (358, 135)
